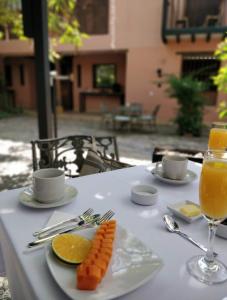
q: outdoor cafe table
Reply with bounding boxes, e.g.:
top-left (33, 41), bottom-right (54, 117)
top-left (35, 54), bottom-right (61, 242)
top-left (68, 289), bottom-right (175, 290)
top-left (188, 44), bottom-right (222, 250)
top-left (0, 162), bottom-right (227, 300)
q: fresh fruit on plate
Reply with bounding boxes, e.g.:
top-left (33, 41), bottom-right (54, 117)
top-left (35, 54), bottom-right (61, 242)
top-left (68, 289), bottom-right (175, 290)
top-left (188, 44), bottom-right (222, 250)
top-left (52, 233), bottom-right (91, 264)
top-left (77, 220), bottom-right (116, 290)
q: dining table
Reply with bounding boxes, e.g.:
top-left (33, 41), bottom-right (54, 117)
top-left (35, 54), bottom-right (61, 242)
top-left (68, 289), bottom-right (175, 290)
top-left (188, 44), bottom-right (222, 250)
top-left (0, 161), bottom-right (227, 300)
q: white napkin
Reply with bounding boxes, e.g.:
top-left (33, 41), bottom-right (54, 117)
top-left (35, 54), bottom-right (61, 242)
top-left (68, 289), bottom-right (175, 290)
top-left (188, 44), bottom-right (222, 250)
top-left (23, 210), bottom-right (74, 254)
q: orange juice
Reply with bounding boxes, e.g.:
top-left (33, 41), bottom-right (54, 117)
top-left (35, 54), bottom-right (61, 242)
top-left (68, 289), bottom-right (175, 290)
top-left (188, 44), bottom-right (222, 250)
top-left (208, 128), bottom-right (227, 150)
top-left (199, 160), bottom-right (227, 219)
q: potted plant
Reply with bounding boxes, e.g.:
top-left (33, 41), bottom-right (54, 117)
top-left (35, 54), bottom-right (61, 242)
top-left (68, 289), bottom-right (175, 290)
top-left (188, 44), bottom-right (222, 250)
top-left (167, 75), bottom-right (206, 136)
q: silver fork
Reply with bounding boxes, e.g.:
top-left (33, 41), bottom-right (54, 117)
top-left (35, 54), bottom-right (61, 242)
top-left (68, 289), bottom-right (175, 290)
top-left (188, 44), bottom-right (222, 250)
top-left (33, 208), bottom-right (94, 237)
top-left (41, 210), bottom-right (115, 239)
top-left (37, 214), bottom-right (100, 239)
top-left (96, 210), bottom-right (114, 224)
top-left (27, 210), bottom-right (115, 248)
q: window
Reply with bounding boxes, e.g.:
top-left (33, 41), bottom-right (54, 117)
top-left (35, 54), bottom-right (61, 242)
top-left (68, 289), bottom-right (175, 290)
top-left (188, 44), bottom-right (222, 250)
top-left (4, 65), bottom-right (12, 86)
top-left (182, 54), bottom-right (220, 105)
top-left (93, 64), bottom-right (116, 89)
top-left (185, 0), bottom-right (219, 27)
top-left (76, 0), bottom-right (109, 35)
top-left (19, 65), bottom-right (25, 85)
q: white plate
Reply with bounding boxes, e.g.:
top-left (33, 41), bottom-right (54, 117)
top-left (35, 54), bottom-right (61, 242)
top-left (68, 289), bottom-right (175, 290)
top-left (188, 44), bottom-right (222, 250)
top-left (19, 185), bottom-right (77, 209)
top-left (45, 225), bottom-right (163, 300)
top-left (150, 166), bottom-right (197, 185)
top-left (167, 200), bottom-right (202, 223)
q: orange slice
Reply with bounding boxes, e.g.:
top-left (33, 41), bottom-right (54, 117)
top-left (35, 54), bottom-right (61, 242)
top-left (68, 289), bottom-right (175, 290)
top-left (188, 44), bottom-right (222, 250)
top-left (52, 233), bottom-right (91, 264)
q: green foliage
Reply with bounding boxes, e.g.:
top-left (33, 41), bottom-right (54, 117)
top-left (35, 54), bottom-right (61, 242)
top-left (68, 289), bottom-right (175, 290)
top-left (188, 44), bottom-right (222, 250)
top-left (0, 0), bottom-right (89, 60)
top-left (213, 38), bottom-right (227, 119)
top-left (0, 0), bottom-right (24, 39)
top-left (167, 75), bottom-right (206, 136)
top-left (48, 0), bottom-right (89, 50)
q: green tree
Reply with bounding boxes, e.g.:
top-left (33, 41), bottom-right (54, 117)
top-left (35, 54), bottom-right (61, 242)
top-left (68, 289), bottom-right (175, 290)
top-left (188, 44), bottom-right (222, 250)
top-left (0, 0), bottom-right (88, 59)
top-left (213, 38), bottom-right (227, 119)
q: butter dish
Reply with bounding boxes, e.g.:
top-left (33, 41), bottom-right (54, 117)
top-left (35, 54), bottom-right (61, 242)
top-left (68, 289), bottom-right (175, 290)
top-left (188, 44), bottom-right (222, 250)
top-left (167, 200), bottom-right (202, 223)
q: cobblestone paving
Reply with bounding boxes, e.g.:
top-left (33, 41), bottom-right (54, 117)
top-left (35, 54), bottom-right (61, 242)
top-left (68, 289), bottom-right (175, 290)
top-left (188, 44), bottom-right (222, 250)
top-left (0, 113), bottom-right (209, 191)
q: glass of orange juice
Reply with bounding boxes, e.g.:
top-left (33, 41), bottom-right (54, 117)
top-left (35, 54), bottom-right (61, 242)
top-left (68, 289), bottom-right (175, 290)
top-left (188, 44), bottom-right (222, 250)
top-left (208, 122), bottom-right (227, 150)
top-left (187, 150), bottom-right (227, 284)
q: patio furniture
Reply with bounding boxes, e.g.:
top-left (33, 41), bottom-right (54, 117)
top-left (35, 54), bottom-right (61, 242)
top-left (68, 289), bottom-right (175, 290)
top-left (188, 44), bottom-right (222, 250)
top-left (113, 114), bottom-right (132, 131)
top-left (152, 147), bottom-right (204, 164)
top-left (112, 105), bottom-right (132, 131)
top-left (31, 135), bottom-right (124, 177)
top-left (100, 104), bottom-right (115, 129)
top-left (137, 104), bottom-right (161, 131)
top-left (113, 103), bottom-right (144, 131)
top-left (1, 162), bottom-right (227, 299)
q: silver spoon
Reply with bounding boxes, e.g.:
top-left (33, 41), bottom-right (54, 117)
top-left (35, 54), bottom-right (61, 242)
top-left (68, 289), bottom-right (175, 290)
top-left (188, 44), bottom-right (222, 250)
top-left (163, 214), bottom-right (218, 257)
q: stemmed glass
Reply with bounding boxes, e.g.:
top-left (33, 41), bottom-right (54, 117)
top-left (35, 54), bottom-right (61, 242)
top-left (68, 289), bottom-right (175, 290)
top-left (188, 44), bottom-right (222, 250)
top-left (208, 122), bottom-right (227, 150)
top-left (187, 150), bottom-right (227, 284)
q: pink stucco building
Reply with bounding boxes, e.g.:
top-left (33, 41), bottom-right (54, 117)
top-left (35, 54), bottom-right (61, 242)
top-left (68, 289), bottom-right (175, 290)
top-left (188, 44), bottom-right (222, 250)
top-left (0, 0), bottom-right (227, 123)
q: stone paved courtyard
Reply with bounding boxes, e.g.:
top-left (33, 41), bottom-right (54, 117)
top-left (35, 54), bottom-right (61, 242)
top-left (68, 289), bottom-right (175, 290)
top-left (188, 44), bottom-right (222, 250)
top-left (0, 112), bottom-right (209, 191)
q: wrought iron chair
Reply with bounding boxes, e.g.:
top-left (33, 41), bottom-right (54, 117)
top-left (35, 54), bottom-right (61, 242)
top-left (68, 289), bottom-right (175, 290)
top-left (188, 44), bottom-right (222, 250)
top-left (31, 135), bottom-right (124, 178)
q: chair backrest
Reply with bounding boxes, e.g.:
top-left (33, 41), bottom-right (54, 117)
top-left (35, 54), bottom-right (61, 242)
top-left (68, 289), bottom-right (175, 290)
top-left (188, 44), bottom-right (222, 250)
top-left (129, 103), bottom-right (143, 116)
top-left (31, 135), bottom-right (119, 177)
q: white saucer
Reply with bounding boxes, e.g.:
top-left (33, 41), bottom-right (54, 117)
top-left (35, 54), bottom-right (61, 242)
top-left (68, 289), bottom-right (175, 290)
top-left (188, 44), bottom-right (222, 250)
top-left (150, 167), bottom-right (197, 185)
top-left (19, 185), bottom-right (78, 209)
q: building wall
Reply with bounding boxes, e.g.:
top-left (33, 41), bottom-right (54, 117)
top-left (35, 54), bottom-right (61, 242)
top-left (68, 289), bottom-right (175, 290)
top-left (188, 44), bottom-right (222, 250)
top-left (0, 0), bottom-right (225, 123)
top-left (72, 52), bottom-right (126, 113)
top-left (3, 58), bottom-right (36, 110)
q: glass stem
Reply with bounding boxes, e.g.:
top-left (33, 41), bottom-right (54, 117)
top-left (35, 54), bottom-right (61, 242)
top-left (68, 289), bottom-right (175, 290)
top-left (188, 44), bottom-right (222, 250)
top-left (205, 222), bottom-right (217, 263)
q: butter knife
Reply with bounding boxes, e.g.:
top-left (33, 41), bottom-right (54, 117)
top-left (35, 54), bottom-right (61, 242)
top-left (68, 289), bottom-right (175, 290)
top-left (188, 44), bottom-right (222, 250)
top-left (28, 223), bottom-right (94, 248)
top-left (37, 214), bottom-right (100, 239)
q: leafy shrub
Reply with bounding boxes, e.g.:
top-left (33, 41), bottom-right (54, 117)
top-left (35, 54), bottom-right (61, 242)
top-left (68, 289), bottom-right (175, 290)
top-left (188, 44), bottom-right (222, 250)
top-left (167, 75), bottom-right (207, 136)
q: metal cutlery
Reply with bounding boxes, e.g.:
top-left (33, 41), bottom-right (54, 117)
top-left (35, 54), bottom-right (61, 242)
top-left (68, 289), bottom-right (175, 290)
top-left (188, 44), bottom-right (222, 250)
top-left (33, 208), bottom-right (94, 237)
top-left (163, 214), bottom-right (218, 257)
top-left (27, 209), bottom-right (115, 248)
top-left (37, 214), bottom-right (100, 239)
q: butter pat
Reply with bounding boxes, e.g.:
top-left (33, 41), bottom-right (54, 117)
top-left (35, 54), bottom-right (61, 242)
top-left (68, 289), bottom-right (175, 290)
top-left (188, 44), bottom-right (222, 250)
top-left (179, 204), bottom-right (201, 217)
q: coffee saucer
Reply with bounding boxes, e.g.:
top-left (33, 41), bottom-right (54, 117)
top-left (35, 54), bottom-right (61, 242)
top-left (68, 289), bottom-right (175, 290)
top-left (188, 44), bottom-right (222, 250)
top-left (19, 185), bottom-right (78, 209)
top-left (150, 166), bottom-right (197, 185)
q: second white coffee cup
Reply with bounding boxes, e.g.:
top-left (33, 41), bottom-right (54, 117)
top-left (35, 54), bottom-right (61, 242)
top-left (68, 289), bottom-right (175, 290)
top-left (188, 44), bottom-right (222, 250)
top-left (33, 168), bottom-right (65, 203)
top-left (156, 155), bottom-right (188, 180)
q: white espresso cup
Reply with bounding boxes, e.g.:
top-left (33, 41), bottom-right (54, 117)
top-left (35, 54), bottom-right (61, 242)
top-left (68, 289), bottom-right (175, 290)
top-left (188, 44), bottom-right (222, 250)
top-left (156, 155), bottom-right (188, 180)
top-left (33, 168), bottom-right (65, 203)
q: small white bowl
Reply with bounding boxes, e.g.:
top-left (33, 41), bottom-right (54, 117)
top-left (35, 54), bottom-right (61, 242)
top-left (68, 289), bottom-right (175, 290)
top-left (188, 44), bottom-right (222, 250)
top-left (217, 221), bottom-right (227, 239)
top-left (131, 184), bottom-right (158, 206)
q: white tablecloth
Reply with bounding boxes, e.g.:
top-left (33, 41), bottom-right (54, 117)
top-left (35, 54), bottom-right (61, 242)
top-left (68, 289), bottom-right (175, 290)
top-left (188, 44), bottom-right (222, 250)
top-left (0, 162), bottom-right (227, 300)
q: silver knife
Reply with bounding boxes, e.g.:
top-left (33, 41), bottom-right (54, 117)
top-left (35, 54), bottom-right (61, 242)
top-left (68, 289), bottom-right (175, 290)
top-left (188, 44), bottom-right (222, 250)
top-left (33, 208), bottom-right (94, 237)
top-left (37, 214), bottom-right (100, 239)
top-left (28, 223), bottom-right (95, 248)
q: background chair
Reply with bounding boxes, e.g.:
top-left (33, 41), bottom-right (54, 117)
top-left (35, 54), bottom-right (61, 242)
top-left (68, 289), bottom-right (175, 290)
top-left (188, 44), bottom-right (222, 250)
top-left (152, 147), bottom-right (204, 164)
top-left (31, 135), bottom-right (122, 177)
top-left (138, 104), bottom-right (161, 131)
top-left (100, 104), bottom-right (115, 130)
